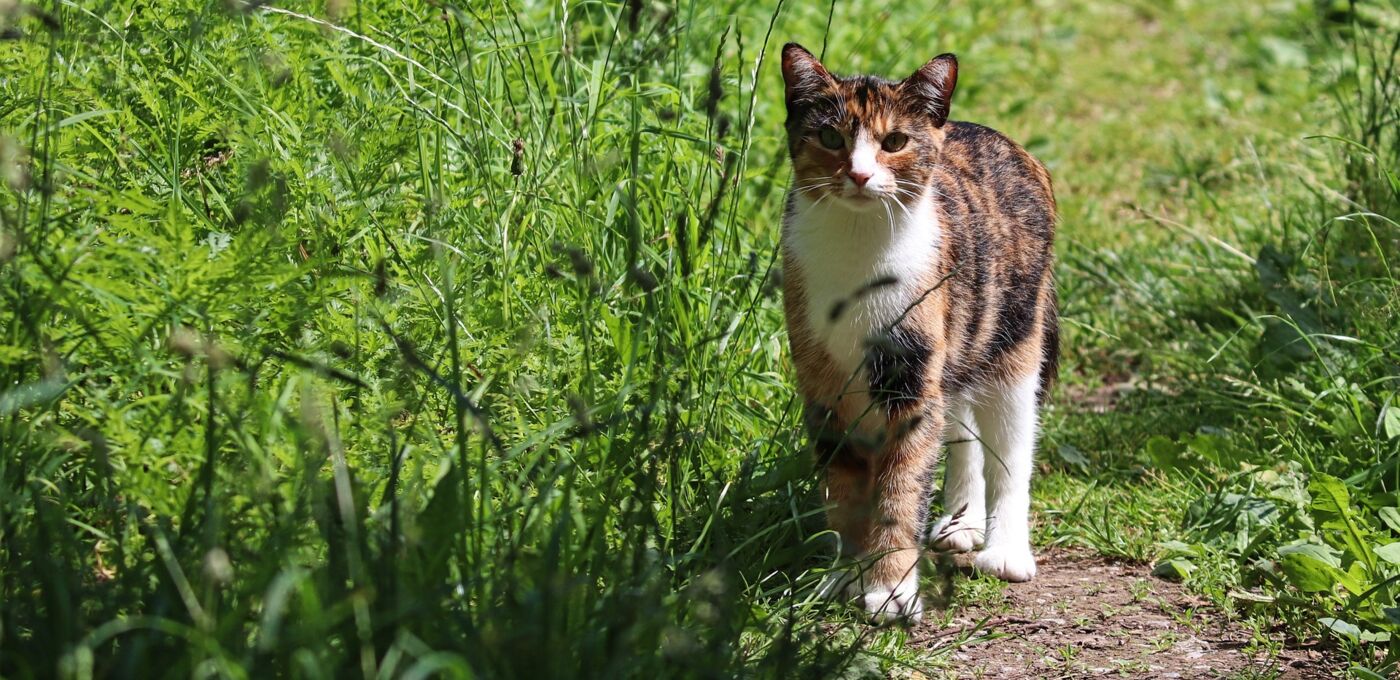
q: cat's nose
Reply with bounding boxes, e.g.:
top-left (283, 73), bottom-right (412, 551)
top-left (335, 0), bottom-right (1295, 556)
top-left (849, 170), bottom-right (872, 188)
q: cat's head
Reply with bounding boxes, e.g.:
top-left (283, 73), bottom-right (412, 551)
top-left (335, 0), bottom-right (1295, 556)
top-left (781, 43), bottom-right (957, 210)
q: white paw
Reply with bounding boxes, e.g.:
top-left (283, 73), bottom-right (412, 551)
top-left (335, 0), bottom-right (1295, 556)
top-left (858, 574), bottom-right (923, 625)
top-left (818, 568), bottom-right (924, 624)
top-left (816, 569), bottom-right (857, 601)
top-left (973, 543), bottom-right (1037, 582)
top-left (927, 514), bottom-right (985, 553)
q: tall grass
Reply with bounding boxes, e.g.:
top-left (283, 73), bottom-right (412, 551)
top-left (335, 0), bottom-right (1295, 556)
top-left (0, 1), bottom-right (897, 676)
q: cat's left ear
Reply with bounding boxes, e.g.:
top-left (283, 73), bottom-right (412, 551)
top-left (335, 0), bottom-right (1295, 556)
top-left (901, 53), bottom-right (958, 127)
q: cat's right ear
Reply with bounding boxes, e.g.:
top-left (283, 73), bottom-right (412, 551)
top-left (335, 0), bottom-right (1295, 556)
top-left (781, 43), bottom-right (833, 107)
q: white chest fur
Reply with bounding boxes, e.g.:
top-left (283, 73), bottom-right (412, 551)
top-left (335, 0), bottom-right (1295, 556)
top-left (784, 195), bottom-right (940, 382)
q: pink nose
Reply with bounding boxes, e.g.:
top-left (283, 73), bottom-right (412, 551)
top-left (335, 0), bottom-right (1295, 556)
top-left (849, 170), bottom-right (872, 188)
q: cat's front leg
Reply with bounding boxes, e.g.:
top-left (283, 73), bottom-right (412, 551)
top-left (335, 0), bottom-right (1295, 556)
top-left (846, 407), bottom-right (943, 624)
top-left (819, 453), bottom-right (924, 621)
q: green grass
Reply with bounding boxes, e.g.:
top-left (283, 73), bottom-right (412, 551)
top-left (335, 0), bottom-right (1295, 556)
top-left (1, 0), bottom-right (1398, 677)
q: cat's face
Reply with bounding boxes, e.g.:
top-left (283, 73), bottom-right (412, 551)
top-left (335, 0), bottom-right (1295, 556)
top-left (781, 44), bottom-right (958, 210)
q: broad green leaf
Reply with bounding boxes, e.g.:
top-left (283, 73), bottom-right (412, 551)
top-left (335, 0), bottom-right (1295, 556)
top-left (598, 304), bottom-right (634, 367)
top-left (1279, 552), bottom-right (1342, 593)
top-left (1145, 435), bottom-right (1184, 469)
top-left (1158, 540), bottom-right (1204, 558)
top-left (1375, 542), bottom-right (1400, 565)
top-left (1383, 406), bottom-right (1400, 440)
top-left (1185, 433), bottom-right (1232, 463)
top-left (1349, 669), bottom-right (1391, 680)
top-left (1152, 558), bottom-right (1194, 581)
top-left (1341, 561), bottom-right (1369, 595)
top-left (1380, 507), bottom-right (1400, 534)
top-left (1055, 444), bottom-right (1089, 469)
top-left (1309, 473), bottom-right (1353, 516)
top-left (1360, 630), bottom-right (1391, 643)
top-left (1278, 542), bottom-right (1342, 567)
top-left (1318, 617), bottom-right (1360, 642)
top-left (1308, 473), bottom-right (1376, 572)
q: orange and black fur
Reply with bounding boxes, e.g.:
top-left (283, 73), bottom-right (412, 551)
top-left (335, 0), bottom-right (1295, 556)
top-left (780, 43), bottom-right (1057, 622)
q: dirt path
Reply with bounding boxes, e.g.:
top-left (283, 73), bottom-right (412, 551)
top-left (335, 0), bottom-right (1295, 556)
top-left (909, 549), bottom-right (1332, 679)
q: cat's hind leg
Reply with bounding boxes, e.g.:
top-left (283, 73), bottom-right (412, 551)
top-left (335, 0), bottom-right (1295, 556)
top-left (970, 374), bottom-right (1039, 582)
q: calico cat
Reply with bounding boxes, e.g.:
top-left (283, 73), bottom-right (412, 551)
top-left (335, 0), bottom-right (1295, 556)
top-left (780, 43), bottom-right (1058, 623)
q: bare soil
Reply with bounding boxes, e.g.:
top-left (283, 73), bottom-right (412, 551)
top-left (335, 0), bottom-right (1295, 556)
top-left (909, 549), bottom-right (1335, 679)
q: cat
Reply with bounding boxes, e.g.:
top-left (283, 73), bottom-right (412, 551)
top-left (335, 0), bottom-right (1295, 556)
top-left (779, 43), bottom-right (1058, 623)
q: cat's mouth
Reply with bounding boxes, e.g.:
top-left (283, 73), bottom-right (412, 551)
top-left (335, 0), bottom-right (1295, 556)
top-left (791, 180), bottom-right (896, 209)
top-left (840, 187), bottom-right (893, 206)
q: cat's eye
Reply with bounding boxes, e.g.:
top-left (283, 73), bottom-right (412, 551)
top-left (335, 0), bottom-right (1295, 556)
top-left (817, 127), bottom-right (844, 150)
top-left (881, 132), bottom-right (909, 152)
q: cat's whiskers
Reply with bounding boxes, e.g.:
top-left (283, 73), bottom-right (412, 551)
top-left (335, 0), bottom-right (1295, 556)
top-left (898, 178), bottom-right (951, 203)
top-left (893, 178), bottom-right (936, 198)
top-left (791, 182), bottom-right (834, 197)
top-left (791, 178), bottom-right (843, 201)
top-left (796, 189), bottom-right (836, 218)
top-left (887, 186), bottom-right (922, 202)
top-left (880, 197), bottom-right (898, 231)
top-left (884, 185), bottom-right (925, 217)
top-left (885, 195), bottom-right (916, 223)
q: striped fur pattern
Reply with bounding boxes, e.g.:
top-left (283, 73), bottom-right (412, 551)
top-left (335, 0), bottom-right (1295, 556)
top-left (779, 43), bottom-right (1058, 623)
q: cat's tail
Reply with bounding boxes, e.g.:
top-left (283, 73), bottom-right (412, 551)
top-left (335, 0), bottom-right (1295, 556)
top-left (1036, 286), bottom-right (1060, 406)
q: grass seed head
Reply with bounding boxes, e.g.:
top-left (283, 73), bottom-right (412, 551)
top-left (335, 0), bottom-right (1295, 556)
top-left (511, 137), bottom-right (525, 176)
top-left (552, 242), bottom-right (594, 279)
top-left (169, 326), bottom-right (202, 358)
top-left (0, 231), bottom-right (15, 264)
top-left (567, 393), bottom-right (593, 434)
top-left (706, 61), bottom-right (723, 119)
top-left (0, 135), bottom-right (30, 192)
top-left (203, 547), bottom-right (233, 585)
top-left (326, 0), bottom-right (349, 23)
top-left (629, 265), bottom-right (659, 293)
